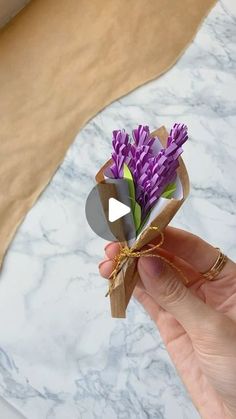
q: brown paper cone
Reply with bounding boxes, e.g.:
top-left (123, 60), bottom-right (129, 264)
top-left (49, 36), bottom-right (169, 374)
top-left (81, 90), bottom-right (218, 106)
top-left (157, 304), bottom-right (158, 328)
top-left (96, 126), bottom-right (190, 318)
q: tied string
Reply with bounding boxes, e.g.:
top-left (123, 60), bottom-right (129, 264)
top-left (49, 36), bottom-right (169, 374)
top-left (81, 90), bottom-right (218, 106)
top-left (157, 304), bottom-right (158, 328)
top-left (106, 226), bottom-right (189, 297)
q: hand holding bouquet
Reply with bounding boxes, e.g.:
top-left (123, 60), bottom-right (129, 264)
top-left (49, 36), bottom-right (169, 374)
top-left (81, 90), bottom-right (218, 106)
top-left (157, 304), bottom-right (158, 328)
top-left (96, 125), bottom-right (189, 317)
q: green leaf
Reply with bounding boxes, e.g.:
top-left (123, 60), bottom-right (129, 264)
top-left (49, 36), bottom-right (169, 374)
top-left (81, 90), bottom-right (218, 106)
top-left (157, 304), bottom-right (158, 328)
top-left (136, 210), bottom-right (150, 236)
top-left (123, 164), bottom-right (135, 213)
top-left (161, 182), bottom-right (176, 199)
top-left (133, 202), bottom-right (142, 232)
top-left (123, 164), bottom-right (141, 232)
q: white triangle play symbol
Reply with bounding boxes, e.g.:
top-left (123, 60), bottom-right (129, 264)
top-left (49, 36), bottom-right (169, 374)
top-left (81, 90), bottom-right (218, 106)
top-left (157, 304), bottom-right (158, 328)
top-left (108, 198), bottom-right (131, 223)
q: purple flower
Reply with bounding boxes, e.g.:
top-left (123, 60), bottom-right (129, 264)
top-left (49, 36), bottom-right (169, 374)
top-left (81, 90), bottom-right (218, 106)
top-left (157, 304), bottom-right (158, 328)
top-left (137, 150), bottom-right (179, 217)
top-left (128, 126), bottom-right (155, 180)
top-left (110, 129), bottom-right (131, 178)
top-left (109, 123), bottom-right (188, 220)
top-left (132, 125), bottom-right (155, 149)
top-left (135, 123), bottom-right (188, 217)
top-left (110, 125), bottom-right (156, 179)
top-left (167, 123), bottom-right (188, 149)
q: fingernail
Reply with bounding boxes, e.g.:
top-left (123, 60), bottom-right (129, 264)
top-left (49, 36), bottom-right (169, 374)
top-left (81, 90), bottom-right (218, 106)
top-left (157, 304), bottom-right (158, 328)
top-left (104, 242), bottom-right (114, 252)
top-left (139, 257), bottom-right (164, 278)
top-left (98, 260), bottom-right (108, 269)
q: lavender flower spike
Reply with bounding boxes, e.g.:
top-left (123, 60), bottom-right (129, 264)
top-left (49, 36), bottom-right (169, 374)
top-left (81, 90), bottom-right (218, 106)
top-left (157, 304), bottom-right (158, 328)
top-left (135, 123), bottom-right (188, 218)
top-left (108, 122), bottom-right (188, 224)
top-left (132, 125), bottom-right (155, 148)
top-left (110, 129), bottom-right (131, 178)
top-left (167, 123), bottom-right (188, 151)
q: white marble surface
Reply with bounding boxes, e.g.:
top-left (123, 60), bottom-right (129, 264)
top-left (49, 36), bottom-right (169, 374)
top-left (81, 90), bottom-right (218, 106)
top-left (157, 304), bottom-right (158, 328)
top-left (0, 0), bottom-right (236, 418)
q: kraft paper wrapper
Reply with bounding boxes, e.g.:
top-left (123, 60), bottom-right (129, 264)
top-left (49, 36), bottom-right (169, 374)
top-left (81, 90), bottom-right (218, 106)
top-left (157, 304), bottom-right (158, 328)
top-left (96, 127), bottom-right (190, 318)
top-left (0, 0), bottom-right (215, 269)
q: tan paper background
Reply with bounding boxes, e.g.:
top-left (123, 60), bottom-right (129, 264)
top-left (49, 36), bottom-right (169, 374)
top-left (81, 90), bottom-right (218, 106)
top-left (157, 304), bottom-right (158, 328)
top-left (0, 0), bottom-right (216, 269)
top-left (0, 0), bottom-right (30, 28)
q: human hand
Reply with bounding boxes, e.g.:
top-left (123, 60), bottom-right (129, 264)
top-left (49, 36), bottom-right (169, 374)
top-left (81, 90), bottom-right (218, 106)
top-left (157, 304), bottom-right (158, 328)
top-left (99, 227), bottom-right (236, 419)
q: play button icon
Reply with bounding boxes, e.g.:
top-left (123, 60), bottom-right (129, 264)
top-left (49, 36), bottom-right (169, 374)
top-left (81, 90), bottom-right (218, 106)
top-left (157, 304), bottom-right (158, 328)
top-left (108, 198), bottom-right (131, 222)
top-left (85, 180), bottom-right (136, 242)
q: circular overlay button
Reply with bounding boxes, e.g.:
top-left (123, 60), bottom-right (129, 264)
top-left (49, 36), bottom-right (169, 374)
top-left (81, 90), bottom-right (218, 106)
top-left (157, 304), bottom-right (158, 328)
top-left (85, 180), bottom-right (136, 242)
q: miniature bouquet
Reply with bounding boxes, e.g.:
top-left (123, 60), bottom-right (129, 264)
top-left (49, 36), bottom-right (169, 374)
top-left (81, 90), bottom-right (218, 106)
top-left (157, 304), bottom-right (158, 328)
top-left (96, 124), bottom-right (189, 318)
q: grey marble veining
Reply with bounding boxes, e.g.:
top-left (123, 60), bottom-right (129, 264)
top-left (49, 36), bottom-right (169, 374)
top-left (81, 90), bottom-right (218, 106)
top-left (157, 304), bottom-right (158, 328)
top-left (0, 1), bottom-right (235, 418)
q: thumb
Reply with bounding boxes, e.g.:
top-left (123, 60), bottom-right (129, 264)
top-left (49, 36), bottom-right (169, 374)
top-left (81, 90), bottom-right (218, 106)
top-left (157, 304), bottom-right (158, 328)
top-left (138, 256), bottom-right (221, 336)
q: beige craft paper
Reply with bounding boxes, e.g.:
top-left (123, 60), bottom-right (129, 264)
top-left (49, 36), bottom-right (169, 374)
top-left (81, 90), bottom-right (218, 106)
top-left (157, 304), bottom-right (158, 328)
top-left (0, 0), bottom-right (30, 28)
top-left (96, 126), bottom-right (190, 318)
top-left (0, 0), bottom-right (216, 269)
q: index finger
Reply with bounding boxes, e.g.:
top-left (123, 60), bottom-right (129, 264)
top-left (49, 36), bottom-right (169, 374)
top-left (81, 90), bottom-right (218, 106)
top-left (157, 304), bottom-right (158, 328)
top-left (159, 226), bottom-right (234, 278)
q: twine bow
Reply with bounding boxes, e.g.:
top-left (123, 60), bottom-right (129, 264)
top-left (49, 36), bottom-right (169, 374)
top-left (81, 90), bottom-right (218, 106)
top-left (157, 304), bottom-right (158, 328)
top-left (106, 226), bottom-right (189, 297)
